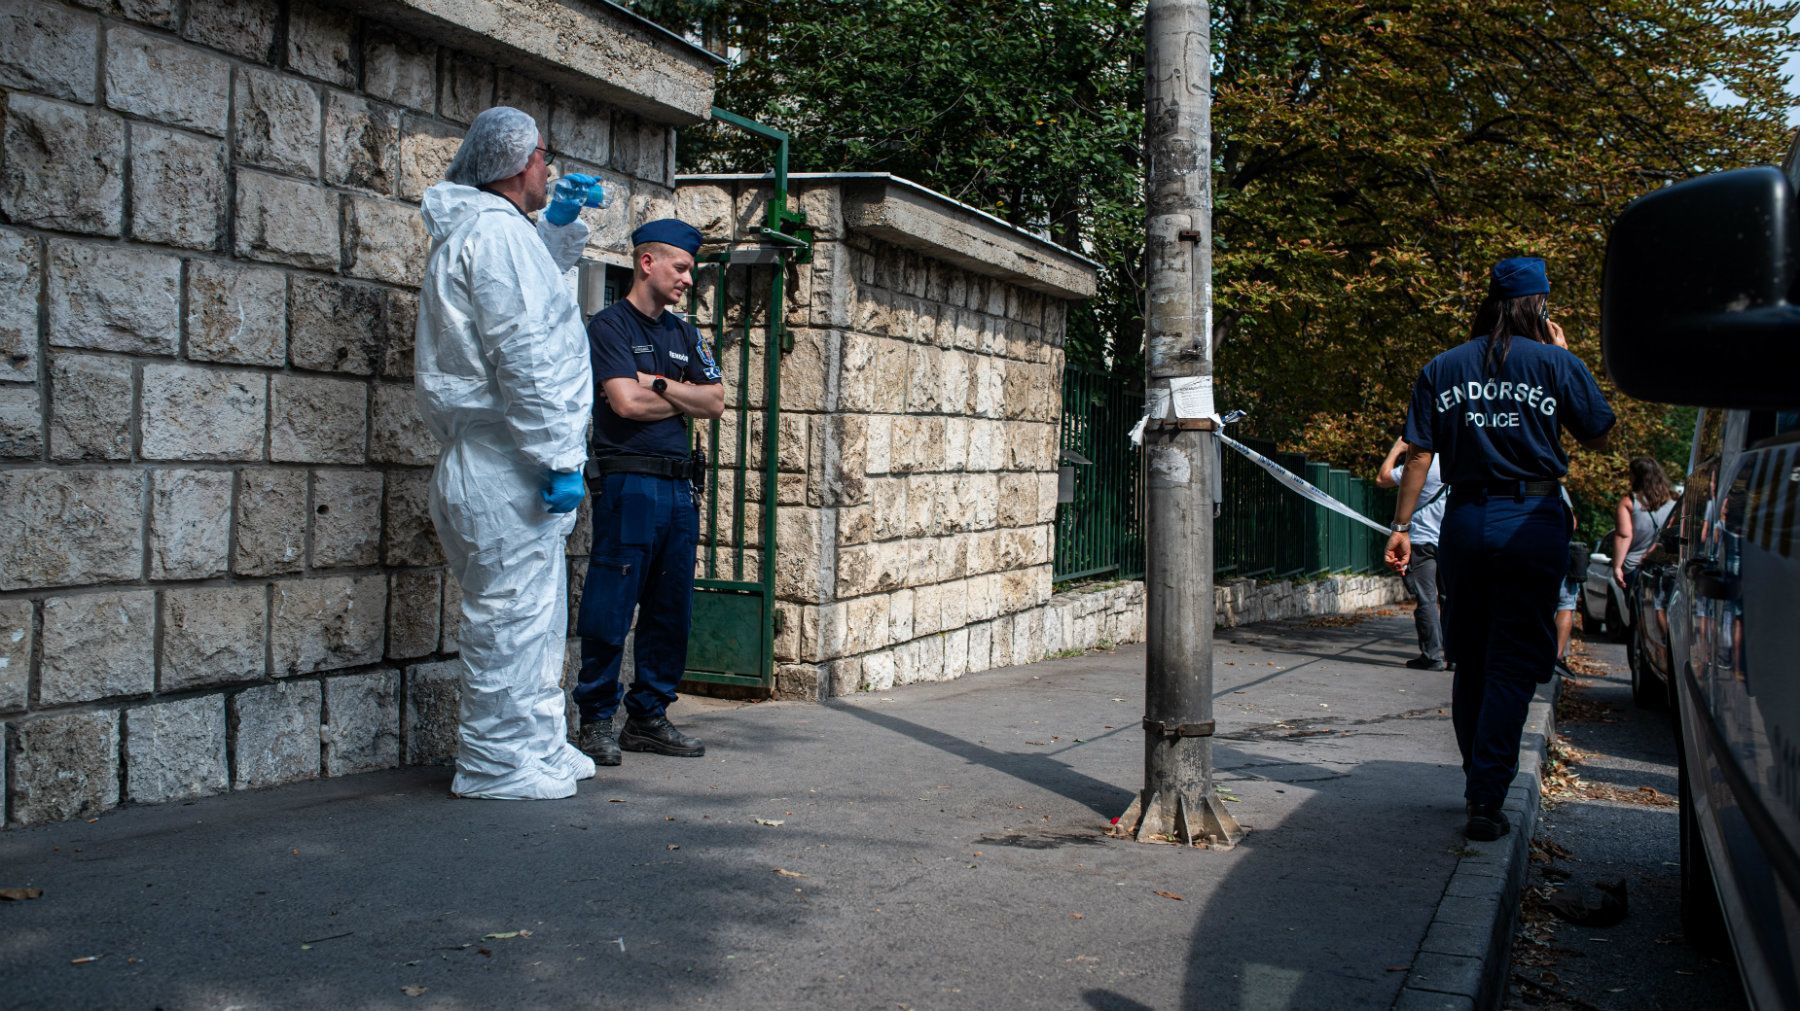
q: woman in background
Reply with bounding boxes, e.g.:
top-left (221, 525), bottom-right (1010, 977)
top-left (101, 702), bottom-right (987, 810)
top-left (1611, 456), bottom-right (1677, 593)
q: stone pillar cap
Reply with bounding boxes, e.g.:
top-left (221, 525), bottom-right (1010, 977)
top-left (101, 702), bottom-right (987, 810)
top-left (678, 172), bottom-right (1100, 300)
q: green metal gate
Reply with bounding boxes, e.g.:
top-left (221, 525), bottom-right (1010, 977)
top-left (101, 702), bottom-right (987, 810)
top-left (679, 109), bottom-right (812, 692)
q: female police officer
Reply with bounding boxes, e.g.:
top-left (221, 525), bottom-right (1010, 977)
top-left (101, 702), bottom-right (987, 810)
top-left (1384, 257), bottom-right (1614, 841)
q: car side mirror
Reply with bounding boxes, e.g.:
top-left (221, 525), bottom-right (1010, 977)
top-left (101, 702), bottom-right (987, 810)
top-left (1602, 166), bottom-right (1800, 409)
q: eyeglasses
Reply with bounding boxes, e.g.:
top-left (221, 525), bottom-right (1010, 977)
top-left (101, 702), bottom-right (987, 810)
top-left (538, 147), bottom-right (555, 167)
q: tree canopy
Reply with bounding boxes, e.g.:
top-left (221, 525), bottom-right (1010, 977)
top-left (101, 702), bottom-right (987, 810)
top-left (639, 0), bottom-right (1797, 527)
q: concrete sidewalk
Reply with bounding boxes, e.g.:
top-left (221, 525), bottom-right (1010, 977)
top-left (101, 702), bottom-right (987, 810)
top-left (0, 611), bottom-right (1548, 1010)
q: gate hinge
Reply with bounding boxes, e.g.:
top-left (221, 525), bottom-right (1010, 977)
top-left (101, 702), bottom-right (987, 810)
top-left (1143, 718), bottom-right (1215, 737)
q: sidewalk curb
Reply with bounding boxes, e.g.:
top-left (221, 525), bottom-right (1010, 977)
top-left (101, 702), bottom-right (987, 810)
top-left (1393, 677), bottom-right (1560, 1011)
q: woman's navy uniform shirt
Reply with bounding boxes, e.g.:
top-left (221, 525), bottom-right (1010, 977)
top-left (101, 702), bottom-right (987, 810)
top-left (587, 300), bottom-right (722, 461)
top-left (1403, 336), bottom-right (1615, 483)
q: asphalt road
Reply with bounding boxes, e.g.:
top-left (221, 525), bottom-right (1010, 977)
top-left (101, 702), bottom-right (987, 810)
top-left (1505, 635), bottom-right (1746, 1011)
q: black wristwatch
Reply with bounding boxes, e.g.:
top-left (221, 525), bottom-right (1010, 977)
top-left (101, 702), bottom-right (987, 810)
top-left (652, 377), bottom-right (668, 394)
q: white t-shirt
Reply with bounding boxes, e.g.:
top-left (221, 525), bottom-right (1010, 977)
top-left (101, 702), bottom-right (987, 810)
top-left (1392, 455), bottom-right (1445, 547)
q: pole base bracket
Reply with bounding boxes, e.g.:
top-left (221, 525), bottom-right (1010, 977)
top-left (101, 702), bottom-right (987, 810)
top-left (1108, 788), bottom-right (1244, 848)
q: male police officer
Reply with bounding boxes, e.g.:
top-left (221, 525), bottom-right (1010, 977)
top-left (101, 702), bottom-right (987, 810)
top-left (574, 219), bottom-right (724, 765)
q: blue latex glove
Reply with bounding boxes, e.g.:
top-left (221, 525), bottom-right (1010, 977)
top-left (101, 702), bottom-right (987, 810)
top-left (544, 173), bottom-right (605, 226)
top-left (542, 469), bottom-right (585, 513)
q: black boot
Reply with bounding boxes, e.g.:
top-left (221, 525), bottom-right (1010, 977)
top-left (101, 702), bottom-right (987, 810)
top-left (1464, 802), bottom-right (1510, 841)
top-left (620, 715), bottom-right (706, 757)
top-left (578, 722), bottom-right (622, 766)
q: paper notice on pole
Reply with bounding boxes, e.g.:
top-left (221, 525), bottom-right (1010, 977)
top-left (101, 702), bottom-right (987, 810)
top-left (1169, 375), bottom-right (1213, 419)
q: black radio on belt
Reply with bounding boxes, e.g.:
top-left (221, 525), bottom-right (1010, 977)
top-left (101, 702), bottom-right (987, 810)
top-left (688, 449), bottom-right (706, 503)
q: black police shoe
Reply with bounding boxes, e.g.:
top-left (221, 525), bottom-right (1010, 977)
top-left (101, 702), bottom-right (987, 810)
top-left (620, 715), bottom-right (706, 757)
top-left (577, 722), bottom-right (622, 766)
top-left (1464, 802), bottom-right (1511, 841)
top-left (1405, 655), bottom-right (1447, 671)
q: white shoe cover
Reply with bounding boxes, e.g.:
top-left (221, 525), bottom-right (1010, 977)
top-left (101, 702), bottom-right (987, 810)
top-left (451, 759), bottom-right (577, 801)
top-left (547, 742), bottom-right (598, 782)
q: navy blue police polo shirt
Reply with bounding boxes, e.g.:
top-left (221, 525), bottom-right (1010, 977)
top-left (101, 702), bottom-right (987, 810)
top-left (1403, 335), bottom-right (1615, 484)
top-left (587, 299), bottom-right (722, 461)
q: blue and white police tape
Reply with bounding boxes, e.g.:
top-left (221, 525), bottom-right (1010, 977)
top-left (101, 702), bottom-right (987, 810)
top-left (1129, 403), bottom-right (1390, 535)
top-left (1217, 433), bottom-right (1393, 536)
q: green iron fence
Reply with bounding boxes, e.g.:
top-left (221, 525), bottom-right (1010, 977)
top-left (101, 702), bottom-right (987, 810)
top-left (1056, 366), bottom-right (1145, 581)
top-left (1054, 367), bottom-right (1394, 583)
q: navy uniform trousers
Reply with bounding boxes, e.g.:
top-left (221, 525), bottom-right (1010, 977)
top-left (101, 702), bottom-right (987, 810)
top-left (1437, 489), bottom-right (1568, 807)
top-left (573, 472), bottom-right (696, 724)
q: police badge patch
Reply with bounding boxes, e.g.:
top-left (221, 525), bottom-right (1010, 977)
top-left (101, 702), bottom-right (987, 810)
top-left (697, 336), bottom-right (722, 381)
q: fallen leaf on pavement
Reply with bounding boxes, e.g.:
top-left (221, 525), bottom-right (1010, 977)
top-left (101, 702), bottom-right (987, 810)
top-left (402, 985), bottom-right (428, 997)
top-left (1069, 913), bottom-right (1085, 920)
top-left (667, 844), bottom-right (680, 851)
top-left (774, 868), bottom-right (805, 878)
top-left (0, 887), bottom-right (43, 901)
top-left (754, 818), bottom-right (784, 827)
top-left (1153, 890), bottom-right (1184, 901)
top-left (608, 798), bottom-right (627, 804)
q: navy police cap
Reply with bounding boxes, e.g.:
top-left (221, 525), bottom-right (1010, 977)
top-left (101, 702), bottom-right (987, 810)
top-left (631, 218), bottom-right (703, 256)
top-left (1489, 256), bottom-right (1549, 299)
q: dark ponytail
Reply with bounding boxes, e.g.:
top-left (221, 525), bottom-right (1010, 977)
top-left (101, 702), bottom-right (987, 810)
top-left (1470, 293), bottom-right (1550, 372)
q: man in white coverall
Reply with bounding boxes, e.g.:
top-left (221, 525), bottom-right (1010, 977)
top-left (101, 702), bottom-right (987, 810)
top-left (414, 106), bottom-right (605, 800)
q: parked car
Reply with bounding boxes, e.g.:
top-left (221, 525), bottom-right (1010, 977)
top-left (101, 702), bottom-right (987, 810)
top-left (1580, 544), bottom-right (1630, 639)
top-left (1601, 144), bottom-right (1800, 1009)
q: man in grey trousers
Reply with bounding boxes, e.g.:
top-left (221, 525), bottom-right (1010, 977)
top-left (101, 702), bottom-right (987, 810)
top-left (1377, 436), bottom-right (1447, 670)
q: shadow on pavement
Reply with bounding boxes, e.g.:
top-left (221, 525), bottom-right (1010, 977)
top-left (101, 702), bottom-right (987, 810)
top-left (0, 762), bottom-right (826, 1009)
top-left (1069, 751), bottom-right (1469, 1010)
top-left (827, 701), bottom-right (1137, 818)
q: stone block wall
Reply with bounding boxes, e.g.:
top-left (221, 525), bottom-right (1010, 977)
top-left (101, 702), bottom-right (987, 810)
top-left (674, 174), bottom-right (1096, 700)
top-left (0, 0), bottom-right (713, 826)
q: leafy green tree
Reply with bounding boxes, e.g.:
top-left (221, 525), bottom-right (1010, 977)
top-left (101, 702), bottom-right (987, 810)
top-left (638, 0), bottom-right (1796, 528)
top-left (646, 0), bottom-right (1148, 367)
top-left (1206, 0), bottom-right (1795, 525)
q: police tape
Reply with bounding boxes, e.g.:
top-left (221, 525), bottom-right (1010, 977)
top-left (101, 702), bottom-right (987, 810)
top-left (1218, 434), bottom-right (1394, 537)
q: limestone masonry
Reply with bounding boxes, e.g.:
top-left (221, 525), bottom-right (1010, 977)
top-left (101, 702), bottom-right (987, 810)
top-left (0, 0), bottom-right (714, 825)
top-left (671, 174), bottom-right (1098, 700)
top-left (0, 1), bottom-right (1398, 828)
